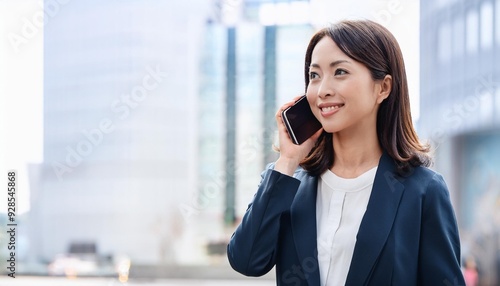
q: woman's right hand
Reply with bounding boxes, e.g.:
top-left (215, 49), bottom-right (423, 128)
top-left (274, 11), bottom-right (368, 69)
top-left (274, 96), bottom-right (323, 176)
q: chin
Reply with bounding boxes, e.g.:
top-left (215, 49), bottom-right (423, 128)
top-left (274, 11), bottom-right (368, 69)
top-left (321, 125), bottom-right (338, 134)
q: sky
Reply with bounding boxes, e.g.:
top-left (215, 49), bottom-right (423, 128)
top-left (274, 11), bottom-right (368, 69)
top-left (0, 0), bottom-right (420, 214)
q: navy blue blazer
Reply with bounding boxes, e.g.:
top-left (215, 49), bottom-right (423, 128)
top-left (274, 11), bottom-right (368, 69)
top-left (227, 153), bottom-right (465, 285)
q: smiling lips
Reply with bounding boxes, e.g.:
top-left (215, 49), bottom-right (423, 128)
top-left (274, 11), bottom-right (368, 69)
top-left (319, 103), bottom-right (344, 116)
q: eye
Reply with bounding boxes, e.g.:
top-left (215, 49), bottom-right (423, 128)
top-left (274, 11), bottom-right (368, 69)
top-left (309, 71), bottom-right (319, 80)
top-left (335, 69), bottom-right (348, 76)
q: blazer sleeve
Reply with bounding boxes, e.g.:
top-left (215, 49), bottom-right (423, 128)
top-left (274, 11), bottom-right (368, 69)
top-left (417, 173), bottom-right (465, 285)
top-left (227, 167), bottom-right (300, 277)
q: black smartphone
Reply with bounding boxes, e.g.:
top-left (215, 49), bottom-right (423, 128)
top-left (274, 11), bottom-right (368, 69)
top-left (281, 95), bottom-right (322, 145)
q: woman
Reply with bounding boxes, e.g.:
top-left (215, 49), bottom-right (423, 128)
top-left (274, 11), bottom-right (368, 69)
top-left (227, 20), bottom-right (464, 286)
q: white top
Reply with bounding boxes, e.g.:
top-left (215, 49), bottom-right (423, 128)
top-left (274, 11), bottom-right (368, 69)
top-left (316, 166), bottom-right (377, 286)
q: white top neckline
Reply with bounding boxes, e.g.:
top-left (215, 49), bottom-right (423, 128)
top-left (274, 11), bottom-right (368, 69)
top-left (321, 166), bottom-right (378, 193)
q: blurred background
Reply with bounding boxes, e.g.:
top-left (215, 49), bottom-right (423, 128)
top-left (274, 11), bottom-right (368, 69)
top-left (0, 0), bottom-right (499, 285)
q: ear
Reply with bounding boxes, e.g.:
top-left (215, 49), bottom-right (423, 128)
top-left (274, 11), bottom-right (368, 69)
top-left (376, 74), bottom-right (392, 104)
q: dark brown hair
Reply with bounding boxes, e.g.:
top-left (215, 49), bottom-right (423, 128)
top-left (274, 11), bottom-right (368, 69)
top-left (300, 20), bottom-right (431, 176)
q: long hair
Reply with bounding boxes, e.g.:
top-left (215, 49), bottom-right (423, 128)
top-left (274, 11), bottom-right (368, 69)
top-left (300, 20), bottom-right (431, 176)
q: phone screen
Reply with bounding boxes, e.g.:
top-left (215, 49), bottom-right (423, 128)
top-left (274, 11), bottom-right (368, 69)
top-left (282, 95), bottom-right (322, 145)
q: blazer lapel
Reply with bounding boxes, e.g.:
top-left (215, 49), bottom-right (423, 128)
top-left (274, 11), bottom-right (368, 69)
top-left (290, 173), bottom-right (321, 286)
top-left (345, 152), bottom-right (405, 285)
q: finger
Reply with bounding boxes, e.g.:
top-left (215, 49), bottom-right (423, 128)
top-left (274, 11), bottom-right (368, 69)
top-left (275, 113), bottom-right (288, 133)
top-left (275, 103), bottom-right (293, 119)
top-left (276, 99), bottom-right (298, 116)
top-left (292, 94), bottom-right (305, 102)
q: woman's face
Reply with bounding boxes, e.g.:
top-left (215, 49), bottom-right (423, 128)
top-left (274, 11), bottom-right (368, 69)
top-left (306, 36), bottom-right (387, 134)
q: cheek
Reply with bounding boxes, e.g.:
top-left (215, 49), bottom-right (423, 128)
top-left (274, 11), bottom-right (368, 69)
top-left (305, 88), bottom-right (312, 100)
top-left (350, 84), bottom-right (375, 103)
top-left (305, 85), bottom-right (316, 101)
top-left (306, 92), bottom-right (323, 122)
top-left (306, 91), bottom-right (316, 109)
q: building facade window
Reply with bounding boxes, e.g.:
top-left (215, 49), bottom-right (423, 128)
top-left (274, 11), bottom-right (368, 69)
top-left (453, 16), bottom-right (464, 57)
top-left (496, 0), bottom-right (500, 46)
top-left (435, 0), bottom-right (458, 10)
top-left (438, 21), bottom-right (452, 62)
top-left (466, 8), bottom-right (479, 54)
top-left (480, 1), bottom-right (494, 50)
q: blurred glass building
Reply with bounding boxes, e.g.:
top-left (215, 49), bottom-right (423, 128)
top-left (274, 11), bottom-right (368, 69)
top-left (420, 0), bottom-right (500, 283)
top-left (195, 0), bottom-right (313, 257)
top-left (28, 0), bottom-right (314, 271)
top-left (29, 0), bottom-right (207, 266)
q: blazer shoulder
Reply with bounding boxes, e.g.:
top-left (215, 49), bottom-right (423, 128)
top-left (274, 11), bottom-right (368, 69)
top-left (402, 166), bottom-right (450, 201)
top-left (415, 166), bottom-right (445, 184)
top-left (402, 165), bottom-right (445, 185)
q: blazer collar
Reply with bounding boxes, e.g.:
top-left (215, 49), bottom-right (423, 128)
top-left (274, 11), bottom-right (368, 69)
top-left (289, 152), bottom-right (404, 286)
top-left (345, 152), bottom-right (405, 285)
top-left (290, 172), bottom-right (321, 286)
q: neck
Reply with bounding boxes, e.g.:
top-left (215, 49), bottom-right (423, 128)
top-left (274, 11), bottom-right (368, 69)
top-left (331, 126), bottom-right (382, 178)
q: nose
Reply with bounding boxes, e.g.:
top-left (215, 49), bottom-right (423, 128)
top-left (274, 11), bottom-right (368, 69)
top-left (317, 78), bottom-right (333, 99)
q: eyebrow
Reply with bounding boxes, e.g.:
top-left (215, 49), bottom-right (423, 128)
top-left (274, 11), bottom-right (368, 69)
top-left (309, 60), bottom-right (350, 69)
